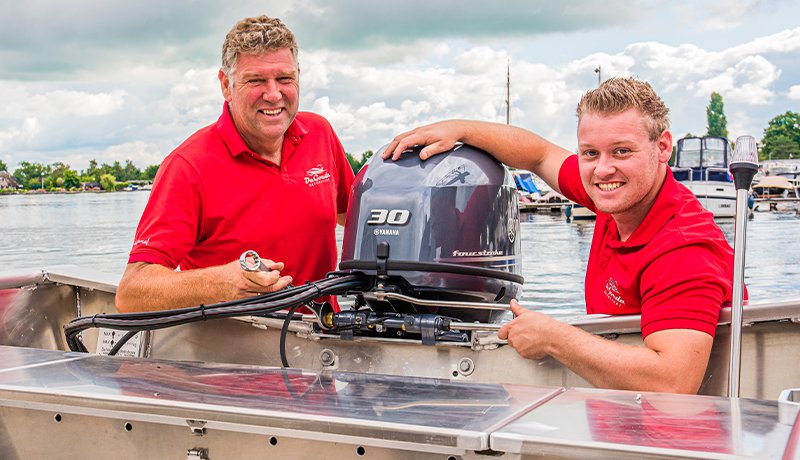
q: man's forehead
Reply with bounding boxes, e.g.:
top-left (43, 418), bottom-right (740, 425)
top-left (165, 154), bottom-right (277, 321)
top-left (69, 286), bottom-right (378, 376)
top-left (577, 110), bottom-right (651, 145)
top-left (236, 49), bottom-right (298, 68)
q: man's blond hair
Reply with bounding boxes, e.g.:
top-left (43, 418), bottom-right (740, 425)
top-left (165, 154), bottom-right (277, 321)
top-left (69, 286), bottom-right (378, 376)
top-left (221, 15), bottom-right (298, 79)
top-left (576, 77), bottom-right (670, 141)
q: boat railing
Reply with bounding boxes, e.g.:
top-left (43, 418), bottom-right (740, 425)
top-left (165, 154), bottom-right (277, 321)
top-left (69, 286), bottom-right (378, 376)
top-left (671, 166), bottom-right (693, 181)
top-left (671, 166), bottom-right (732, 183)
top-left (704, 166), bottom-right (731, 182)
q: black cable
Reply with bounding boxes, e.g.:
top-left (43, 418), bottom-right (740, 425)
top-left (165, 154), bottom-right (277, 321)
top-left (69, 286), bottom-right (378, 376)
top-left (280, 303), bottom-right (303, 368)
top-left (63, 273), bottom-right (370, 352)
top-left (107, 330), bottom-right (139, 356)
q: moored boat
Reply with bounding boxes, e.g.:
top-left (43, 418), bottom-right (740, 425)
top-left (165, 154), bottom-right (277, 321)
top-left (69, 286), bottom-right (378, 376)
top-left (672, 136), bottom-right (742, 218)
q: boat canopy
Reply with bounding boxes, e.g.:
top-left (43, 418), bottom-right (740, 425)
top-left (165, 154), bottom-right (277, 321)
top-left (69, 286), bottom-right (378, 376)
top-left (673, 136), bottom-right (732, 182)
top-left (754, 175), bottom-right (795, 190)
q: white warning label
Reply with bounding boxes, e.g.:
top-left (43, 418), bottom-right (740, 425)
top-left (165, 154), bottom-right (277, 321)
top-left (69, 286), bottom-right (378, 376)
top-left (95, 328), bottom-right (144, 357)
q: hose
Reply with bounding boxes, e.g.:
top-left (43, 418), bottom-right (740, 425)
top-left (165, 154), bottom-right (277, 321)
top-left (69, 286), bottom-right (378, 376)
top-left (64, 272), bottom-right (371, 354)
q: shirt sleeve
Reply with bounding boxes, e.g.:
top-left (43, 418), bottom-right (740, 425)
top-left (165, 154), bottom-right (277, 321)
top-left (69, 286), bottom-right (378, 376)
top-left (557, 154), bottom-right (597, 212)
top-left (638, 243), bottom-right (730, 338)
top-left (127, 154), bottom-right (203, 268)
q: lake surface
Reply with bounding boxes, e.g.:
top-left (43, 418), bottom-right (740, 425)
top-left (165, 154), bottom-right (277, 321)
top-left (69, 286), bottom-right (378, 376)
top-left (1, 191), bottom-right (798, 315)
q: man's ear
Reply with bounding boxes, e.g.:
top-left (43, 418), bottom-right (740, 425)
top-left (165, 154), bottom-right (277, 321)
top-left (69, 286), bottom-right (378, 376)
top-left (219, 69), bottom-right (232, 101)
top-left (657, 130), bottom-right (673, 163)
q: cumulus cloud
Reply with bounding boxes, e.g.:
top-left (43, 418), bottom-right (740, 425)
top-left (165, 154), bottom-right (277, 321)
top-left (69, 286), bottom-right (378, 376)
top-left (285, 0), bottom-right (643, 49)
top-left (1, 1), bottom-right (798, 170)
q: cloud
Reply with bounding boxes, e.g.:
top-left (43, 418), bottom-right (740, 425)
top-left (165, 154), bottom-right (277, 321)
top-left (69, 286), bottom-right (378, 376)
top-left (302, 26), bottom-right (800, 154)
top-left (284, 0), bottom-right (643, 49)
top-left (1, 1), bottom-right (798, 172)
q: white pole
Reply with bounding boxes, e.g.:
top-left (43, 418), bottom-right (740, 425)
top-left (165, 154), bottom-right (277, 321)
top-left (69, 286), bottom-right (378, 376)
top-left (727, 135), bottom-right (759, 397)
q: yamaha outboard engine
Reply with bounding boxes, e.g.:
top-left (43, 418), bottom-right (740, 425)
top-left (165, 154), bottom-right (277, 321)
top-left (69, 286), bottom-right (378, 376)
top-left (341, 144), bottom-right (522, 323)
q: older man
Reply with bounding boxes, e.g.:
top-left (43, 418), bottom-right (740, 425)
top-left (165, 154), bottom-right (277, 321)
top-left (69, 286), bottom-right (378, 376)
top-left (384, 78), bottom-right (737, 394)
top-left (116, 16), bottom-right (354, 312)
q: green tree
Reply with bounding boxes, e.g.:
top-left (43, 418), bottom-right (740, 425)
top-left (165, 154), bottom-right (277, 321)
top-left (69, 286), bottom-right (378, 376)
top-left (13, 161), bottom-right (51, 189)
top-left (761, 111), bottom-right (800, 161)
top-left (99, 174), bottom-right (116, 191)
top-left (345, 150), bottom-right (374, 174)
top-left (706, 92), bottom-right (728, 138)
top-left (84, 159), bottom-right (100, 181)
top-left (63, 169), bottom-right (81, 189)
top-left (361, 150), bottom-right (374, 167)
top-left (120, 159), bottom-right (142, 181)
top-left (0, 159), bottom-right (7, 172)
top-left (142, 164), bottom-right (160, 181)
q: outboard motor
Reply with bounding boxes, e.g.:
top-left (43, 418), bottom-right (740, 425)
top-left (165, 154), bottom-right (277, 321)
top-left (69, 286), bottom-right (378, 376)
top-left (340, 144), bottom-right (523, 323)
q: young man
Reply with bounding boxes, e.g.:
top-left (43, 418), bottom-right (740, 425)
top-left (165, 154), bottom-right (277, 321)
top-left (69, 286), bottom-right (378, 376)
top-left (116, 16), bottom-right (354, 312)
top-left (383, 78), bottom-right (736, 394)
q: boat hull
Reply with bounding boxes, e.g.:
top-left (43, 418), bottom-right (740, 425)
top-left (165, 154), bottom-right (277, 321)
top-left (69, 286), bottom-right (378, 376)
top-left (681, 180), bottom-right (737, 218)
top-left (1, 267), bottom-right (798, 400)
top-left (0, 267), bottom-right (798, 459)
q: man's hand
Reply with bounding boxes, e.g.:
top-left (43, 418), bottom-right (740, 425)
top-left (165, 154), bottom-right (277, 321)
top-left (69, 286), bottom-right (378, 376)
top-left (115, 259), bottom-right (293, 312)
top-left (382, 120), bottom-right (469, 161)
top-left (497, 300), bottom-right (559, 360)
top-left (223, 258), bottom-right (293, 299)
top-left (496, 299), bottom-right (713, 394)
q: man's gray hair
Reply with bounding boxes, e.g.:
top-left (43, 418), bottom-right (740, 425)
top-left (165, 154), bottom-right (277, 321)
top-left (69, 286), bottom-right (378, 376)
top-left (221, 15), bottom-right (298, 79)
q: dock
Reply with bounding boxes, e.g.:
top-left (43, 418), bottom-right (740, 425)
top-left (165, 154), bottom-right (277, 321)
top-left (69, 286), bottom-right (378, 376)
top-left (754, 197), bottom-right (800, 212)
top-left (519, 200), bottom-right (569, 213)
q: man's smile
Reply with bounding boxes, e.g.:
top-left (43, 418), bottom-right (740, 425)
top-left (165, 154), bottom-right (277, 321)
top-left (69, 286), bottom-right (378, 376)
top-left (597, 182), bottom-right (623, 191)
top-left (258, 108), bottom-right (283, 116)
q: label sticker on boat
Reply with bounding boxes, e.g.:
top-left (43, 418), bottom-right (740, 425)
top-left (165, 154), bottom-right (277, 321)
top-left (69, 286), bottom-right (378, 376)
top-left (95, 328), bottom-right (146, 357)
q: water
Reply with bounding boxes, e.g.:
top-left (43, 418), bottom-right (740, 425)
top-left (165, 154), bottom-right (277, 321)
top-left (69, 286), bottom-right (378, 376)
top-left (1, 192), bottom-right (799, 314)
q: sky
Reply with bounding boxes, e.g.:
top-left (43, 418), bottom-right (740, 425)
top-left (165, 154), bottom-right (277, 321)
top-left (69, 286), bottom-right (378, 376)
top-left (1, 0), bottom-right (799, 172)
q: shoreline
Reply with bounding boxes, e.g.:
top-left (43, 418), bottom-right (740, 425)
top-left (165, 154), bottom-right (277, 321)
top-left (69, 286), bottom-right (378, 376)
top-left (0, 189), bottom-right (150, 196)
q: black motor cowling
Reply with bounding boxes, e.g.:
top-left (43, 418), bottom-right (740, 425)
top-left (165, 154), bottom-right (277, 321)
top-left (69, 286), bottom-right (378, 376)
top-left (340, 144), bottom-right (522, 323)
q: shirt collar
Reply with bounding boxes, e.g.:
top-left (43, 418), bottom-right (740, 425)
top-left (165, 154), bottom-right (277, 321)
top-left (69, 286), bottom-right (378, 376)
top-left (608, 168), bottom-right (681, 249)
top-left (215, 102), bottom-right (308, 158)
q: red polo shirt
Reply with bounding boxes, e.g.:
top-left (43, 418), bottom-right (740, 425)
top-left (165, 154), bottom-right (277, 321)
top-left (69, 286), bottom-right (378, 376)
top-left (128, 104), bottom-right (354, 304)
top-left (558, 155), bottom-right (736, 338)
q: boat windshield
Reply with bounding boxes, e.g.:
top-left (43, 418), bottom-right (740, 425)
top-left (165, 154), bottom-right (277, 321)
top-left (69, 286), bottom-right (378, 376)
top-left (703, 137), bottom-right (727, 168)
top-left (678, 138), bottom-right (702, 168)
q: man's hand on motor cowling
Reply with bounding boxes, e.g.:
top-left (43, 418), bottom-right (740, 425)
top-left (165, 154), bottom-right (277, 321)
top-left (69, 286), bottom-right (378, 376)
top-left (382, 120), bottom-right (468, 161)
top-left (222, 258), bottom-right (293, 299)
top-left (498, 300), bottom-right (558, 360)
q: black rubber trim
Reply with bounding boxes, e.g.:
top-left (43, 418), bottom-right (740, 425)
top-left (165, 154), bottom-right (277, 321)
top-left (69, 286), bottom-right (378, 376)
top-left (340, 259), bottom-right (524, 284)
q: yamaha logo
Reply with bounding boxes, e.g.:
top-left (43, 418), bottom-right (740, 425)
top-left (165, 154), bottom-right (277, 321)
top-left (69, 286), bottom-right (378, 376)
top-left (508, 214), bottom-right (519, 243)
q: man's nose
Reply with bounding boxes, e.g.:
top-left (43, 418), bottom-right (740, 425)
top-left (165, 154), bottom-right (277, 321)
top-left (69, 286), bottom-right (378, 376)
top-left (595, 153), bottom-right (616, 176)
top-left (262, 81), bottom-right (281, 103)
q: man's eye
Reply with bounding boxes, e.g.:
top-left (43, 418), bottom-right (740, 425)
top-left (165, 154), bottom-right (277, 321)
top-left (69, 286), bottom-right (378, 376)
top-left (247, 79), bottom-right (265, 84)
top-left (582, 150), bottom-right (598, 158)
top-left (615, 148), bottom-right (631, 155)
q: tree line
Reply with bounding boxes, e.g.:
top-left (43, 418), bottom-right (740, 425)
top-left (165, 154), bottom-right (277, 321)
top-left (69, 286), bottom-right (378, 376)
top-left (0, 159), bottom-right (159, 191)
top-left (0, 149), bottom-right (372, 192)
top-left (2, 101), bottom-right (798, 190)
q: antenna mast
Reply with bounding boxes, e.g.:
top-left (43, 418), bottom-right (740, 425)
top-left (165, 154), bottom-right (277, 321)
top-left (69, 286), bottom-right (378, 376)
top-left (505, 60), bottom-right (511, 125)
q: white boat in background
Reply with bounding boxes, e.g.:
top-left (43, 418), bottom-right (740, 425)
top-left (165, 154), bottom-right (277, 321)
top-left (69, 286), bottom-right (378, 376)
top-left (671, 136), bottom-right (740, 218)
top-left (753, 175), bottom-right (798, 199)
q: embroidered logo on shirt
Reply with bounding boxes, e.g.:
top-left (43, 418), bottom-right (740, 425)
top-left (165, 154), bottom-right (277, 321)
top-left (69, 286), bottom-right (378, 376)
top-left (604, 277), bottom-right (626, 307)
top-left (132, 237), bottom-right (150, 247)
top-left (305, 164), bottom-right (332, 187)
